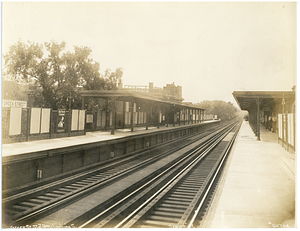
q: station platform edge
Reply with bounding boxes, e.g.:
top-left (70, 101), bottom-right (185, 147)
top-left (2, 120), bottom-right (218, 158)
top-left (202, 121), bottom-right (296, 228)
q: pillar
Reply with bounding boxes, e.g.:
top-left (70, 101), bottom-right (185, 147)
top-left (105, 98), bottom-right (109, 130)
top-left (131, 101), bottom-right (134, 132)
top-left (123, 101), bottom-right (126, 129)
top-left (173, 108), bottom-right (176, 127)
top-left (157, 105), bottom-right (160, 129)
top-left (111, 98), bottom-right (116, 135)
top-left (146, 103), bottom-right (149, 130)
top-left (166, 107), bottom-right (169, 127)
top-left (256, 98), bottom-right (260, 141)
top-left (81, 96), bottom-right (85, 110)
top-left (282, 94), bottom-right (286, 149)
top-left (192, 109), bottom-right (195, 124)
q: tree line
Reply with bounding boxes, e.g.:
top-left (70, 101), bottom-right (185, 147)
top-left (3, 40), bottom-right (123, 110)
top-left (3, 41), bottom-right (240, 119)
top-left (196, 100), bottom-right (239, 121)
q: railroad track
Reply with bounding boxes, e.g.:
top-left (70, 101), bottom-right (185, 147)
top-left (63, 119), bottom-right (242, 228)
top-left (3, 121), bottom-right (234, 227)
top-left (126, 130), bottom-right (238, 228)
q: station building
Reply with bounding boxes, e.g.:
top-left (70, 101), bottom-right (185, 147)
top-left (233, 90), bottom-right (296, 152)
top-left (2, 82), bottom-right (206, 143)
top-left (81, 82), bottom-right (205, 134)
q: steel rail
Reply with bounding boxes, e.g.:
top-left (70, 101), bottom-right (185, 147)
top-left (5, 121), bottom-right (226, 203)
top-left (78, 122), bottom-right (236, 228)
top-left (78, 127), bottom-right (225, 228)
top-left (9, 122), bottom-right (232, 226)
top-left (10, 142), bottom-right (197, 226)
top-left (187, 122), bottom-right (240, 228)
top-left (116, 122), bottom-right (238, 228)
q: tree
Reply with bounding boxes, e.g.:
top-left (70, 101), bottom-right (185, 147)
top-left (3, 40), bottom-right (123, 110)
top-left (2, 80), bottom-right (28, 101)
top-left (196, 100), bottom-right (239, 121)
top-left (3, 40), bottom-right (43, 83)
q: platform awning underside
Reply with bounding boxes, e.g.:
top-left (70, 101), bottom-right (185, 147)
top-left (233, 91), bottom-right (295, 111)
top-left (80, 90), bottom-right (204, 110)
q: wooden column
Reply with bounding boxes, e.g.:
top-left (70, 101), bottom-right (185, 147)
top-left (81, 96), bottom-right (85, 110)
top-left (256, 98), bottom-right (260, 141)
top-left (173, 107), bottom-right (176, 127)
top-left (105, 98), bottom-right (109, 130)
top-left (165, 107), bottom-right (169, 127)
top-left (282, 94), bottom-right (286, 149)
top-left (111, 98), bottom-right (116, 135)
top-left (192, 109), bottom-right (195, 124)
top-left (131, 101), bottom-right (134, 132)
top-left (200, 110), bottom-right (202, 122)
top-left (123, 101), bottom-right (126, 129)
top-left (137, 104), bottom-right (140, 126)
top-left (286, 112), bottom-right (288, 151)
top-left (157, 105), bottom-right (160, 129)
top-left (146, 103), bottom-right (149, 130)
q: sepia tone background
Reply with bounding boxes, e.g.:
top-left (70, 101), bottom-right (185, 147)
top-left (2, 2), bottom-right (296, 105)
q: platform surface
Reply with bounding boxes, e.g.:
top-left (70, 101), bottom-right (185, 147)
top-left (203, 121), bottom-right (296, 228)
top-left (2, 121), bottom-right (216, 158)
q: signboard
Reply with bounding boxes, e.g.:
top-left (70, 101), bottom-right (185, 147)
top-left (86, 114), bottom-right (93, 123)
top-left (3, 100), bottom-right (27, 108)
top-left (58, 109), bottom-right (66, 116)
top-left (9, 107), bottom-right (22, 135)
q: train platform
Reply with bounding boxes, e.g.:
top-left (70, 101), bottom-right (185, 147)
top-left (203, 121), bottom-right (296, 228)
top-left (2, 121), bottom-right (216, 158)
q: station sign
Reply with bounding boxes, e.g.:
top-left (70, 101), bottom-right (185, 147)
top-left (2, 100), bottom-right (27, 108)
top-left (86, 114), bottom-right (93, 123)
top-left (58, 109), bottom-right (66, 116)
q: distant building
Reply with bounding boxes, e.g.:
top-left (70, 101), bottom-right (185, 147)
top-left (162, 82), bottom-right (183, 102)
top-left (124, 82), bottom-right (184, 103)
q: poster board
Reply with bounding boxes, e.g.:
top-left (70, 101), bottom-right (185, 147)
top-left (71, 110), bottom-right (79, 131)
top-left (41, 108), bottom-right (51, 133)
top-left (30, 108), bottom-right (41, 134)
top-left (78, 110), bottom-right (85, 130)
top-left (9, 107), bottom-right (22, 136)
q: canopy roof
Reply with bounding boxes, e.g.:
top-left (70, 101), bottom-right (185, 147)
top-left (233, 91), bottom-right (295, 111)
top-left (80, 90), bottom-right (205, 110)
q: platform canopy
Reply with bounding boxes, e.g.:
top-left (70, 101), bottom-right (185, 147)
top-left (233, 91), bottom-right (295, 111)
top-left (233, 90), bottom-right (295, 141)
top-left (80, 89), bottom-right (204, 110)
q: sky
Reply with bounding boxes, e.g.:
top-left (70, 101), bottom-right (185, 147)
top-left (2, 2), bottom-right (297, 107)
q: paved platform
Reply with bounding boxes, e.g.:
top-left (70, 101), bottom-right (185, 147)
top-left (203, 121), bottom-right (296, 228)
top-left (2, 121), bottom-right (216, 158)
